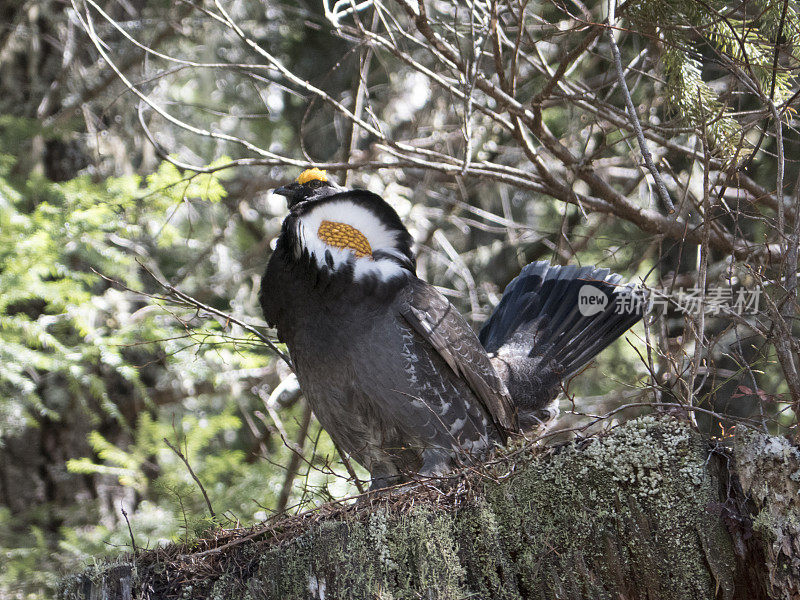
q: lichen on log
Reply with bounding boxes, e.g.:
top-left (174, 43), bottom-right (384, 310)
top-left (58, 416), bottom-right (796, 600)
top-left (735, 427), bottom-right (800, 599)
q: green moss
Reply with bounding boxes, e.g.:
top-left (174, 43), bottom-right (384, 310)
top-left (734, 427), bottom-right (800, 597)
top-left (60, 417), bottom-right (753, 600)
top-left (57, 563), bottom-right (136, 600)
top-left (474, 416), bottom-right (735, 599)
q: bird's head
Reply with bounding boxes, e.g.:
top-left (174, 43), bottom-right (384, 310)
top-left (273, 168), bottom-right (343, 208)
top-left (273, 169), bottom-right (415, 284)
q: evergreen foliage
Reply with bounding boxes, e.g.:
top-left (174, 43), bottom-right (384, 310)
top-left (627, 0), bottom-right (797, 161)
top-left (0, 133), bottom-right (302, 597)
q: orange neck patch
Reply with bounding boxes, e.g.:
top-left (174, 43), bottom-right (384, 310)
top-left (317, 220), bottom-right (373, 258)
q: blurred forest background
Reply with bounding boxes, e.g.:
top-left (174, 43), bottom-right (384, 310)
top-left (0, 0), bottom-right (797, 597)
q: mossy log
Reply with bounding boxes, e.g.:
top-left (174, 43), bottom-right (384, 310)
top-left (58, 417), bottom-right (800, 600)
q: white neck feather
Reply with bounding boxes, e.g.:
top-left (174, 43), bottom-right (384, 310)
top-left (295, 199), bottom-right (407, 282)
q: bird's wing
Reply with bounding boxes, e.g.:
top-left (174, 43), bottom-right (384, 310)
top-left (399, 278), bottom-right (518, 436)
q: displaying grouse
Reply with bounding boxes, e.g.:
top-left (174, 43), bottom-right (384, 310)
top-left (260, 168), bottom-right (642, 489)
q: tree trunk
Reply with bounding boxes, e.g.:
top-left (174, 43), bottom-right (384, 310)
top-left (57, 417), bottom-right (800, 600)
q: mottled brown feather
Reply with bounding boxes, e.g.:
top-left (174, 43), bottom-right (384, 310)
top-left (399, 278), bottom-right (518, 437)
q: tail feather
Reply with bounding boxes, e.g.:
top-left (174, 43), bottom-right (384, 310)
top-left (479, 261), bottom-right (642, 380)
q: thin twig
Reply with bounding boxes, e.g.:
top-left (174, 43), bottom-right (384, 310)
top-left (276, 402), bottom-right (313, 513)
top-left (121, 506), bottom-right (138, 556)
top-left (606, 4), bottom-right (674, 212)
top-left (331, 439), bottom-right (367, 495)
top-left (163, 438), bottom-right (217, 519)
top-left (137, 262), bottom-right (293, 369)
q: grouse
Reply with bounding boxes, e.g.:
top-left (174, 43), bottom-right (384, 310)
top-left (260, 168), bottom-right (642, 489)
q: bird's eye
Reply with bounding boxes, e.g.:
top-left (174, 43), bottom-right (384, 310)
top-left (308, 179), bottom-right (324, 189)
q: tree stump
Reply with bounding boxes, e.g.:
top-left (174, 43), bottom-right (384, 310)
top-left (58, 417), bottom-right (799, 600)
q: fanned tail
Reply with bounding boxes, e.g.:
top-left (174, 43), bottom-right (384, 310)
top-left (479, 261), bottom-right (643, 430)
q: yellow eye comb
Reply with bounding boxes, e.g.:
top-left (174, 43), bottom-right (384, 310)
top-left (297, 168), bottom-right (328, 185)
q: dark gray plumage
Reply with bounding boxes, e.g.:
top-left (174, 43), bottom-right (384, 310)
top-left (260, 171), bottom-right (642, 488)
top-left (479, 262), bottom-right (642, 431)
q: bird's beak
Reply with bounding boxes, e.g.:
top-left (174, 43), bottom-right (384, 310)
top-left (273, 185), bottom-right (292, 197)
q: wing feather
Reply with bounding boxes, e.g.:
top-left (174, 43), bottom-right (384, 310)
top-left (399, 278), bottom-right (518, 436)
